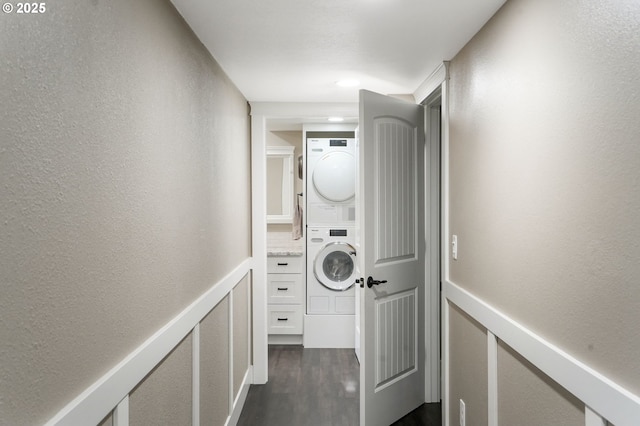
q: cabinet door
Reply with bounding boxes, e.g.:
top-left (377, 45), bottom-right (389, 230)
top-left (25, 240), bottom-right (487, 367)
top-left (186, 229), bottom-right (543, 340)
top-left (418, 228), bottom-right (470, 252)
top-left (267, 273), bottom-right (303, 304)
top-left (267, 256), bottom-right (303, 273)
top-left (267, 305), bottom-right (303, 334)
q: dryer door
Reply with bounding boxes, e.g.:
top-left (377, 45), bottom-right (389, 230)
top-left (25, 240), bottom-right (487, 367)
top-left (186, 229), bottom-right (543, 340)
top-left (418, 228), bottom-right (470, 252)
top-left (312, 151), bottom-right (356, 202)
top-left (314, 242), bottom-right (357, 291)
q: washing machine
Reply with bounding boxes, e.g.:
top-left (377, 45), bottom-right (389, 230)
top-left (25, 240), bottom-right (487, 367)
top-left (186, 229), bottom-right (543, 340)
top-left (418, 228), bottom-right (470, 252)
top-left (307, 226), bottom-right (357, 315)
top-left (306, 138), bottom-right (356, 225)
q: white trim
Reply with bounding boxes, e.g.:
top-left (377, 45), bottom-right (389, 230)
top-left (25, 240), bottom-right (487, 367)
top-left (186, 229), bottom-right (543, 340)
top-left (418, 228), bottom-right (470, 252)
top-left (487, 331), bottom-right (498, 426)
top-left (440, 71), bottom-right (451, 425)
top-left (585, 406), bottom-right (606, 426)
top-left (44, 258), bottom-right (253, 426)
top-left (228, 289), bottom-right (235, 416)
top-left (442, 296), bottom-right (451, 426)
top-left (268, 334), bottom-right (303, 345)
top-left (444, 280), bottom-right (640, 426)
top-left (251, 112), bottom-right (269, 384)
top-left (414, 62), bottom-right (449, 105)
top-left (112, 396), bottom-right (128, 426)
top-left (246, 273), bottom-right (253, 380)
top-left (266, 145), bottom-right (295, 156)
top-left (423, 90), bottom-right (442, 403)
top-left (225, 367), bottom-right (252, 426)
top-left (192, 323), bottom-right (200, 426)
top-left (440, 66), bottom-right (451, 285)
top-left (250, 102), bottom-right (358, 119)
top-left (302, 122), bottom-right (358, 133)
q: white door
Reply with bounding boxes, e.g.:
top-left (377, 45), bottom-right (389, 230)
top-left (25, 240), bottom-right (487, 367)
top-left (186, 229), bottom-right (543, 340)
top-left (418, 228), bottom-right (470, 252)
top-left (357, 90), bottom-right (426, 426)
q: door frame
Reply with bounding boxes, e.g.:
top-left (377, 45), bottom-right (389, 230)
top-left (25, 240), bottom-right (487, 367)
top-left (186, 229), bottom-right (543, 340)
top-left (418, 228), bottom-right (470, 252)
top-left (423, 88), bottom-right (442, 403)
top-left (414, 61), bottom-right (449, 404)
top-left (249, 102), bottom-right (359, 384)
top-left (250, 61), bottom-right (449, 399)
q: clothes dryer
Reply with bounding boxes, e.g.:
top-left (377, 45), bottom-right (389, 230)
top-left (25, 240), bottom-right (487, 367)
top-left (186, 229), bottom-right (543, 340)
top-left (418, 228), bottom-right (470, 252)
top-left (306, 226), bottom-right (356, 315)
top-left (306, 138), bottom-right (356, 225)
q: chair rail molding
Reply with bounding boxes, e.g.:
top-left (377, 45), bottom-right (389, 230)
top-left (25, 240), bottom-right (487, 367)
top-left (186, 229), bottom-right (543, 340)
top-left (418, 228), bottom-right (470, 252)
top-left (45, 258), bottom-right (253, 426)
top-left (443, 279), bottom-right (640, 426)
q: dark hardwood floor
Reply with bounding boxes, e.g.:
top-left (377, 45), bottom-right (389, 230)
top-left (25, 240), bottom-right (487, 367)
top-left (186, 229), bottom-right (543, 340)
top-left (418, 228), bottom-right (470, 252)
top-left (237, 345), bottom-right (441, 426)
top-left (391, 403), bottom-right (442, 426)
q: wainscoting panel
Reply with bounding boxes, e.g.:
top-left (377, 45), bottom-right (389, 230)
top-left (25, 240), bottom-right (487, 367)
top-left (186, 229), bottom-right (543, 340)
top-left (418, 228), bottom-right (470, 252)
top-left (443, 280), bottom-right (640, 426)
top-left (45, 258), bottom-right (254, 426)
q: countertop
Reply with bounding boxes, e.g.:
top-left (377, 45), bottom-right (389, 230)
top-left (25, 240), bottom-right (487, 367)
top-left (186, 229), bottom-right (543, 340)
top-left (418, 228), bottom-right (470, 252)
top-left (267, 232), bottom-right (304, 256)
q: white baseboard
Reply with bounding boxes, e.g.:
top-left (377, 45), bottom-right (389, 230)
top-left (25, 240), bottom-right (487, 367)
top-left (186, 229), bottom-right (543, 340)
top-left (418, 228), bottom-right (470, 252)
top-left (303, 314), bottom-right (355, 348)
top-left (268, 334), bottom-right (303, 345)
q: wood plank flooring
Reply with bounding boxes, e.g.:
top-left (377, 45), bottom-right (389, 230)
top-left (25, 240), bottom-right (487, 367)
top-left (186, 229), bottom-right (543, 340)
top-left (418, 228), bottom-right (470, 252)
top-left (237, 345), bottom-right (441, 426)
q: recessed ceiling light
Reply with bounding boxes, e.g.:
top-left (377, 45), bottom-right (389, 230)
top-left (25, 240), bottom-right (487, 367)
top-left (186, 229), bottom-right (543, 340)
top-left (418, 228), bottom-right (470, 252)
top-left (336, 79), bottom-right (360, 87)
top-left (328, 117), bottom-right (344, 122)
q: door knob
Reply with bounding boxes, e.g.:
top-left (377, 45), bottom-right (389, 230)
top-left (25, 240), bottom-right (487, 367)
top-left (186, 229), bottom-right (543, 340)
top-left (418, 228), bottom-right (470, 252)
top-left (367, 276), bottom-right (387, 289)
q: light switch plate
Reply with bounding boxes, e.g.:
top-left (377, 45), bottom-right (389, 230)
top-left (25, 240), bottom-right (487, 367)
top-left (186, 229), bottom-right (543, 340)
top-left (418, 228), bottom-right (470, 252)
top-left (452, 235), bottom-right (458, 260)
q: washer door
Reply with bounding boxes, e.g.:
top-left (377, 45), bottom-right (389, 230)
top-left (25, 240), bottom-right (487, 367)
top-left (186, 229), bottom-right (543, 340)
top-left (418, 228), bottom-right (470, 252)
top-left (314, 242), bottom-right (356, 291)
top-left (312, 151), bottom-right (356, 202)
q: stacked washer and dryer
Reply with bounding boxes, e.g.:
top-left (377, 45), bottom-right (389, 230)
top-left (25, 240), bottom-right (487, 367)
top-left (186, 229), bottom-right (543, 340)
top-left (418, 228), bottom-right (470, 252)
top-left (304, 137), bottom-right (358, 348)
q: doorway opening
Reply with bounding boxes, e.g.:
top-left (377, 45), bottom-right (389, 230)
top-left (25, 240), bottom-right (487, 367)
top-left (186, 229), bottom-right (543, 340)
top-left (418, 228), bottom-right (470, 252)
top-left (250, 84), bottom-right (444, 424)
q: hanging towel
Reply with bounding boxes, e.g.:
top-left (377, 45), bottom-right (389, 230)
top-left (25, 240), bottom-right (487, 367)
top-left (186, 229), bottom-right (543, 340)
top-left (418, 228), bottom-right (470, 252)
top-left (292, 194), bottom-right (303, 240)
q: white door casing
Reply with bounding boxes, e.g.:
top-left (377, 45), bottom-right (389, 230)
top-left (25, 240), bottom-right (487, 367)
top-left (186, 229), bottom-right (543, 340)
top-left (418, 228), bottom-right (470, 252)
top-left (358, 90), bottom-right (426, 426)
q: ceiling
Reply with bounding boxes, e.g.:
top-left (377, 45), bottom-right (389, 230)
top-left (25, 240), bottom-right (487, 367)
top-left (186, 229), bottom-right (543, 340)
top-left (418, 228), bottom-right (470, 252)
top-left (171, 0), bottom-right (506, 103)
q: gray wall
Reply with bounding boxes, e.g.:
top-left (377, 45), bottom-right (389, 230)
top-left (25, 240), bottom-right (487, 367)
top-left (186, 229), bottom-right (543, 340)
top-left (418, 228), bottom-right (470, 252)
top-left (448, 0), bottom-right (640, 422)
top-left (497, 341), bottom-right (583, 426)
top-left (200, 296), bottom-right (231, 426)
top-left (130, 333), bottom-right (193, 425)
top-left (448, 305), bottom-right (488, 426)
top-left (0, 1), bottom-right (251, 424)
top-left (233, 275), bottom-right (251, 396)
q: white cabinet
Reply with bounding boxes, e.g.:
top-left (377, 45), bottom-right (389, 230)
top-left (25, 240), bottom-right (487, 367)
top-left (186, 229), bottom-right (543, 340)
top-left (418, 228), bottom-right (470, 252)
top-left (267, 305), bottom-right (303, 334)
top-left (267, 255), bottom-right (303, 335)
top-left (268, 273), bottom-right (302, 304)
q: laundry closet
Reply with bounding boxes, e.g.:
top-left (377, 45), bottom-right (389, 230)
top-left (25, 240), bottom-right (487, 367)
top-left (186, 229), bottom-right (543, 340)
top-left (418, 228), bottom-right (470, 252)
top-left (266, 122), bottom-right (359, 351)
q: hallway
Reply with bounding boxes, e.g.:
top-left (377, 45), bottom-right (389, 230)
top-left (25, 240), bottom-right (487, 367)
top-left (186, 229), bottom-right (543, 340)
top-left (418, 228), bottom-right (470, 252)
top-left (237, 345), bottom-right (441, 426)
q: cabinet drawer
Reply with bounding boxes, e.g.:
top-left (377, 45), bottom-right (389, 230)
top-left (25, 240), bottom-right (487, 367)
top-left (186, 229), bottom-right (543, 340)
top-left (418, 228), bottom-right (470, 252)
top-left (268, 273), bottom-right (303, 304)
top-left (267, 305), bottom-right (303, 334)
top-left (267, 256), bottom-right (303, 274)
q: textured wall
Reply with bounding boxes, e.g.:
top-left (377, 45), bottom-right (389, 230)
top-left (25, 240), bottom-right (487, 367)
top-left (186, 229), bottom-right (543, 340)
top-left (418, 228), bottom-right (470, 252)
top-left (266, 158), bottom-right (285, 215)
top-left (98, 413), bottom-right (113, 426)
top-left (0, 1), bottom-right (251, 424)
top-left (129, 333), bottom-right (193, 425)
top-left (233, 275), bottom-right (251, 397)
top-left (448, 305), bottom-right (488, 426)
top-left (200, 297), bottom-right (230, 426)
top-left (497, 341), bottom-right (583, 426)
top-left (448, 0), bottom-right (640, 417)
